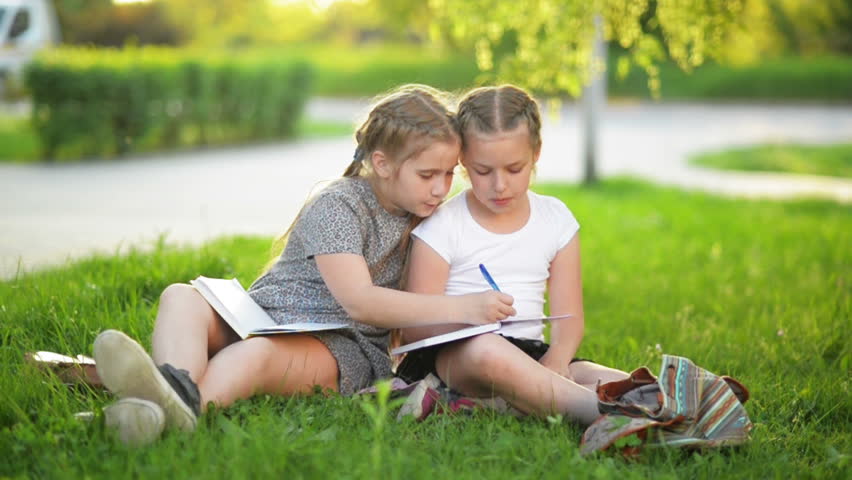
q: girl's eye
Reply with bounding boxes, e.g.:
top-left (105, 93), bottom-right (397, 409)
top-left (474, 169), bottom-right (490, 175)
top-left (419, 173), bottom-right (434, 179)
top-left (508, 169), bottom-right (522, 174)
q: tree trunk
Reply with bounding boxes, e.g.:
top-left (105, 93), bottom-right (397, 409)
top-left (581, 14), bottom-right (607, 185)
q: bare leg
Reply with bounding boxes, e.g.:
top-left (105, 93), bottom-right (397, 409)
top-left (198, 334), bottom-right (339, 410)
top-left (151, 284), bottom-right (240, 382)
top-left (435, 334), bottom-right (600, 425)
top-left (568, 361), bottom-right (630, 391)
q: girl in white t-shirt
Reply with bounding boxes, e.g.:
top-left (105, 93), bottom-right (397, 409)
top-left (397, 85), bottom-right (628, 425)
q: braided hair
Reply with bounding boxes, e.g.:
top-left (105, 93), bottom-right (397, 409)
top-left (456, 84), bottom-right (542, 154)
top-left (343, 84), bottom-right (459, 178)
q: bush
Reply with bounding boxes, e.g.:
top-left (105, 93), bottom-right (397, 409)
top-left (25, 47), bottom-right (313, 160)
top-left (57, 0), bottom-right (184, 47)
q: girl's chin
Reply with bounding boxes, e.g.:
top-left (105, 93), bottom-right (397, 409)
top-left (418, 204), bottom-right (439, 217)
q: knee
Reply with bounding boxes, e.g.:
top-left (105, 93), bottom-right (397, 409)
top-left (159, 283), bottom-right (199, 307)
top-left (156, 283), bottom-right (213, 329)
top-left (446, 334), bottom-right (510, 377)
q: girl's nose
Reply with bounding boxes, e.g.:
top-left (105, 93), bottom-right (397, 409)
top-left (432, 178), bottom-right (449, 197)
top-left (494, 172), bottom-right (507, 192)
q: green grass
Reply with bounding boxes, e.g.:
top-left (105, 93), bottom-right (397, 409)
top-left (290, 44), bottom-right (481, 97)
top-left (0, 116), bottom-right (40, 162)
top-left (0, 116), bottom-right (352, 163)
top-left (297, 118), bottom-right (355, 139)
top-left (608, 55), bottom-right (852, 102)
top-left (690, 143), bottom-right (852, 178)
top-left (1, 180), bottom-right (850, 478)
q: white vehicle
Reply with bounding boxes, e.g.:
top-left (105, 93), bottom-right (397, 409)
top-left (0, 0), bottom-right (60, 80)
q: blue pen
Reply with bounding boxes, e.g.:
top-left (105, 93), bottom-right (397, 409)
top-left (478, 264), bottom-right (501, 292)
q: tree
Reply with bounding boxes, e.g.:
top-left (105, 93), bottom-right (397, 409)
top-left (160, 0), bottom-right (277, 47)
top-left (427, 0), bottom-right (758, 184)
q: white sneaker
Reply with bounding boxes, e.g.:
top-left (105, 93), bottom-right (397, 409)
top-left (104, 398), bottom-right (165, 447)
top-left (93, 330), bottom-right (197, 432)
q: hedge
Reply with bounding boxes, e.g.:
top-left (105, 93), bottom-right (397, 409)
top-left (25, 48), bottom-right (313, 160)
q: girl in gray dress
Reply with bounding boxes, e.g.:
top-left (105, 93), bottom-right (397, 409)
top-left (90, 84), bottom-right (517, 446)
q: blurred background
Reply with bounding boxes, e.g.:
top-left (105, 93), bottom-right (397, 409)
top-left (0, 0), bottom-right (850, 277)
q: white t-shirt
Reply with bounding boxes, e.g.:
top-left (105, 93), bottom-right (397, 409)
top-left (412, 190), bottom-right (580, 340)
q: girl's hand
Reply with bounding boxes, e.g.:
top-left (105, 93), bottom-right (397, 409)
top-left (458, 291), bottom-right (516, 325)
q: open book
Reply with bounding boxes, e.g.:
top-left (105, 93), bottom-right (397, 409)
top-left (190, 276), bottom-right (348, 339)
top-left (390, 314), bottom-right (572, 356)
top-left (25, 351), bottom-right (103, 388)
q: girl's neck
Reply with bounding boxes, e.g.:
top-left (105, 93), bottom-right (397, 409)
top-left (465, 190), bottom-right (531, 234)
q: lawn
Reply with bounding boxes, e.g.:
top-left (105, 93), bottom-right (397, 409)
top-left (1, 180), bottom-right (849, 479)
top-left (691, 143), bottom-right (852, 178)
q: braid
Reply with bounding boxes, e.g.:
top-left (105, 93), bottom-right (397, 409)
top-left (457, 84), bottom-right (542, 153)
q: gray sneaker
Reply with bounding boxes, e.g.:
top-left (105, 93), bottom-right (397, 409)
top-left (104, 398), bottom-right (165, 447)
top-left (93, 330), bottom-right (198, 432)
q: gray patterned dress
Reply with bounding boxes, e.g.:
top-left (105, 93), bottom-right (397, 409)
top-left (248, 176), bottom-right (410, 395)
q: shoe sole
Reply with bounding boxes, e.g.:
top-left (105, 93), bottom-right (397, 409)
top-left (104, 398), bottom-right (166, 447)
top-left (94, 330), bottom-right (197, 432)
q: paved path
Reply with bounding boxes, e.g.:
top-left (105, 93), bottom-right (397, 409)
top-left (2, 99), bottom-right (851, 279)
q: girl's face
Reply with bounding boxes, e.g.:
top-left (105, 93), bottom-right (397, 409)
top-left (379, 140), bottom-right (459, 218)
top-left (462, 125), bottom-right (539, 217)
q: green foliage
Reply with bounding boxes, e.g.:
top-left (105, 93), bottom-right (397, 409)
top-left (690, 143), bottom-right (852, 178)
top-left (24, 47), bottom-right (314, 161)
top-left (235, 45), bottom-right (852, 100)
top-left (425, 0), bottom-right (852, 98)
top-left (1, 181), bottom-right (850, 478)
top-left (358, 381), bottom-right (407, 473)
top-left (161, 0), bottom-right (292, 48)
top-left (765, 0), bottom-right (852, 54)
top-left (55, 0), bottom-right (183, 47)
top-left (428, 0), bottom-right (754, 97)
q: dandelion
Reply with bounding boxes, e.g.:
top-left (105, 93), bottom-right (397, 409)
top-left (777, 329), bottom-right (785, 337)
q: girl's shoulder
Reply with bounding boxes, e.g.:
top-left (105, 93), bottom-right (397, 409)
top-left (425, 189), bottom-right (468, 221)
top-left (441, 189), bottom-right (469, 212)
top-left (529, 191), bottom-right (576, 221)
top-left (319, 176), bottom-right (370, 199)
top-left (528, 192), bottom-right (580, 249)
top-left (413, 190), bottom-right (467, 237)
top-left (306, 177), bottom-right (374, 213)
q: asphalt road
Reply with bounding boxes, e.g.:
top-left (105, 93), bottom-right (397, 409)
top-left (2, 99), bottom-right (851, 279)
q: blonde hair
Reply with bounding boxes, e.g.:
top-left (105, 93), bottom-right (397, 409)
top-left (266, 83), bottom-right (459, 277)
top-left (343, 84), bottom-right (460, 178)
top-left (456, 84), bottom-right (542, 154)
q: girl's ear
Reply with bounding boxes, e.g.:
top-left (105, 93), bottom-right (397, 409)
top-left (371, 150), bottom-right (394, 178)
top-left (532, 148), bottom-right (542, 165)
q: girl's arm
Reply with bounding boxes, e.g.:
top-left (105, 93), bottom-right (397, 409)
top-left (539, 234), bottom-right (585, 378)
top-left (314, 250), bottom-right (515, 329)
top-left (401, 238), bottom-right (471, 343)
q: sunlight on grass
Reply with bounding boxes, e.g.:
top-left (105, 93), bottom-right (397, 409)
top-left (1, 180), bottom-right (849, 478)
top-left (690, 143), bottom-right (852, 178)
top-left (0, 116), bottom-right (40, 162)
